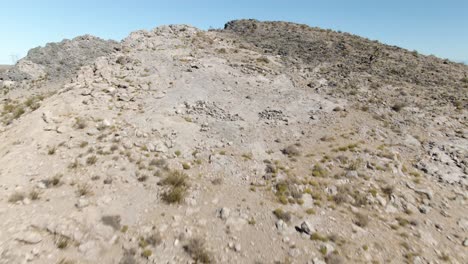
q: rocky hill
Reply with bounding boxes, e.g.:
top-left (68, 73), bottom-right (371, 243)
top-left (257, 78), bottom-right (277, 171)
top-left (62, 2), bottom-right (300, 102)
top-left (0, 35), bottom-right (119, 82)
top-left (0, 20), bottom-right (466, 264)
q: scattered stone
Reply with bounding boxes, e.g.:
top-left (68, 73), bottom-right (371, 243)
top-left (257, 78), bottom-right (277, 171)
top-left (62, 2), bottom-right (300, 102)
top-left (276, 220), bottom-right (287, 232)
top-left (218, 207), bottom-right (230, 220)
top-left (76, 198), bottom-right (90, 208)
top-left (295, 221), bottom-right (313, 235)
top-left (345, 170), bottom-right (358, 178)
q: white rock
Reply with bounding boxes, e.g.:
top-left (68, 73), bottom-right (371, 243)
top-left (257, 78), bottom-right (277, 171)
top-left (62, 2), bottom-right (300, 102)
top-left (76, 198), bottom-right (89, 208)
top-left (23, 198), bottom-right (31, 205)
top-left (346, 170), bottom-right (358, 178)
top-left (234, 243), bottom-right (241, 252)
top-left (289, 247), bottom-right (301, 257)
top-left (154, 141), bottom-right (168, 153)
top-left (219, 207), bottom-right (230, 220)
top-left (276, 220), bottom-right (287, 232)
top-left (15, 231), bottom-right (42, 244)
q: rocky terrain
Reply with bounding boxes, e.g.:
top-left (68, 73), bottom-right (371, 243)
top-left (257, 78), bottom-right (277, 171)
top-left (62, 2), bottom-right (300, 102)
top-left (0, 35), bottom-right (119, 82)
top-left (0, 19), bottom-right (466, 264)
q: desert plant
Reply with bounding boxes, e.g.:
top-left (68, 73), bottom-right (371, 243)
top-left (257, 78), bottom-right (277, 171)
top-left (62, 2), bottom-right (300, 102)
top-left (141, 249), bottom-right (152, 258)
top-left (241, 153), bottom-right (253, 160)
top-left (161, 186), bottom-right (187, 204)
top-left (145, 232), bottom-right (163, 246)
top-left (281, 145), bottom-right (301, 156)
top-left (137, 173), bottom-right (148, 182)
top-left (312, 164), bottom-right (327, 177)
top-left (29, 189), bottom-right (40, 200)
top-left (55, 235), bottom-right (70, 249)
top-left (149, 159), bottom-right (167, 168)
top-left (76, 183), bottom-right (92, 197)
top-left (68, 159), bottom-right (80, 169)
top-left (86, 155), bottom-right (97, 165)
top-left (256, 56), bottom-right (270, 64)
top-left (183, 238), bottom-right (212, 263)
top-left (48, 146), bottom-right (57, 155)
top-left (74, 117), bottom-right (87, 129)
top-left (273, 208), bottom-right (291, 222)
top-left (160, 171), bottom-right (189, 204)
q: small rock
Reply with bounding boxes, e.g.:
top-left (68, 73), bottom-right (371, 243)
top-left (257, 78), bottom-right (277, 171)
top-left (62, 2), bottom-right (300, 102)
top-left (463, 238), bottom-right (468, 247)
top-left (457, 218), bottom-right (468, 231)
top-left (289, 247), bottom-right (301, 257)
top-left (226, 217), bottom-right (247, 232)
top-left (15, 231), bottom-right (42, 244)
top-left (419, 205), bottom-right (431, 214)
top-left (81, 89), bottom-right (92, 96)
top-left (376, 195), bottom-right (387, 206)
top-left (234, 243), bottom-right (241, 252)
top-left (103, 177), bottom-right (113, 184)
top-left (154, 141), bottom-right (168, 153)
top-left (325, 185), bottom-right (337, 196)
top-left (23, 198), bottom-right (31, 205)
top-left (276, 220), bottom-right (287, 232)
top-left (218, 207), bottom-right (230, 220)
top-left (146, 143), bottom-right (155, 152)
top-left (76, 198), bottom-right (90, 208)
top-left (345, 170), bottom-right (358, 178)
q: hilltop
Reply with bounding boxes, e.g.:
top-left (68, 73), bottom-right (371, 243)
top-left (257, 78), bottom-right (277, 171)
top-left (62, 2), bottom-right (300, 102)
top-left (0, 20), bottom-right (466, 264)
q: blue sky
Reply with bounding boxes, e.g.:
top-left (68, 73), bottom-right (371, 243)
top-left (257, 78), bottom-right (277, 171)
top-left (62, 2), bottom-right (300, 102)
top-left (0, 0), bottom-right (467, 64)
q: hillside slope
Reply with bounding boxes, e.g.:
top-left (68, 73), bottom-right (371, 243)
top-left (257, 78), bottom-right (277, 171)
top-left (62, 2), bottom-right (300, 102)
top-left (0, 35), bottom-right (119, 82)
top-left (0, 21), bottom-right (466, 264)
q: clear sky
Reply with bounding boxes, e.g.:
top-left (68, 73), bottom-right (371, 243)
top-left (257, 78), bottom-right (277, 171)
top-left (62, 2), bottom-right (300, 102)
top-left (1, 0), bottom-right (467, 64)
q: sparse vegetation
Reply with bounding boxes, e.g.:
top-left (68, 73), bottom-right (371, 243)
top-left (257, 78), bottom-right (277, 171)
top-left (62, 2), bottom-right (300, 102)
top-left (48, 145), bottom-right (57, 155)
top-left (76, 183), bottom-right (92, 196)
top-left (273, 208), bottom-right (291, 222)
top-left (55, 235), bottom-right (70, 249)
top-left (310, 232), bottom-right (328, 242)
top-left (145, 232), bottom-right (163, 246)
top-left (86, 155), bottom-right (97, 165)
top-left (282, 145), bottom-right (301, 156)
top-left (29, 189), bottom-right (40, 200)
top-left (160, 170), bottom-right (189, 204)
top-left (74, 117), bottom-right (87, 129)
top-left (241, 152), bottom-right (253, 160)
top-left (141, 249), bottom-right (152, 258)
top-left (256, 56), bottom-right (270, 64)
top-left (183, 238), bottom-right (212, 263)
